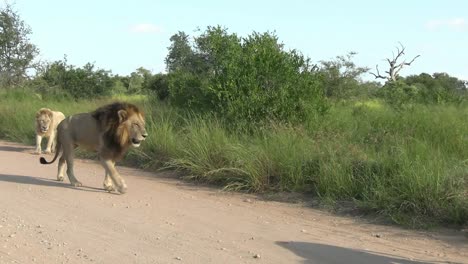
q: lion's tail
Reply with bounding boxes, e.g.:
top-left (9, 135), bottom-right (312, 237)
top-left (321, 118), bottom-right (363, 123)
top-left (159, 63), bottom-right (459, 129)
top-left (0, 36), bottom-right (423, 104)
top-left (39, 135), bottom-right (61, 165)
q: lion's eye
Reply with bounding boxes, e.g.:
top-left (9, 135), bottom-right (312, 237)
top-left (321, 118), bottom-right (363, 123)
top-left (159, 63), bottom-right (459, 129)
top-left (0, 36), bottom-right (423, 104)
top-left (133, 123), bottom-right (140, 128)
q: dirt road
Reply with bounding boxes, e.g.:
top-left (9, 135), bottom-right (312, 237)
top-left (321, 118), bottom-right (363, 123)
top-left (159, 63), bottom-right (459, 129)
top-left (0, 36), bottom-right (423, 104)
top-left (0, 140), bottom-right (466, 264)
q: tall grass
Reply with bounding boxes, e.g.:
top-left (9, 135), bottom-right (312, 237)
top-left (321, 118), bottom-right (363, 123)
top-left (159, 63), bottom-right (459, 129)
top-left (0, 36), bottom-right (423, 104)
top-left (1, 88), bottom-right (467, 227)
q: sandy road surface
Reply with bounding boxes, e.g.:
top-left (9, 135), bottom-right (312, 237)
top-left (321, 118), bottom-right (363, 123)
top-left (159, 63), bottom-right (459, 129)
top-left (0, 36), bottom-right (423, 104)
top-left (0, 140), bottom-right (466, 264)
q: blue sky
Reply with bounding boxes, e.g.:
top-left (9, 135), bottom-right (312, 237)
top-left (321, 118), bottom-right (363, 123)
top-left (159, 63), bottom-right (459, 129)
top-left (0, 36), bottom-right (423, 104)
top-left (13, 0), bottom-right (468, 80)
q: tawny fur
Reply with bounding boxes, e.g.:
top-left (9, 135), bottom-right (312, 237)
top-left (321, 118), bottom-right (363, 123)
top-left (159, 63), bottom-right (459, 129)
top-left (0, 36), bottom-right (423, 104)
top-left (39, 102), bottom-right (147, 194)
top-left (34, 108), bottom-right (65, 154)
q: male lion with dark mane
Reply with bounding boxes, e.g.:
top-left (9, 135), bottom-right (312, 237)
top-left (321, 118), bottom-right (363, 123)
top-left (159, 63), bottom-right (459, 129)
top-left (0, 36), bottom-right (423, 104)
top-left (35, 108), bottom-right (65, 154)
top-left (39, 102), bottom-right (148, 194)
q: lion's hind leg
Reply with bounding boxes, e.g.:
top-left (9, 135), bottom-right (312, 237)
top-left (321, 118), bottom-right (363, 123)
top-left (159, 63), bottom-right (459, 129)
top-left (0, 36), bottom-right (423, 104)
top-left (57, 156), bottom-right (66, 182)
top-left (62, 143), bottom-right (82, 187)
top-left (65, 158), bottom-right (82, 187)
top-left (50, 135), bottom-right (57, 153)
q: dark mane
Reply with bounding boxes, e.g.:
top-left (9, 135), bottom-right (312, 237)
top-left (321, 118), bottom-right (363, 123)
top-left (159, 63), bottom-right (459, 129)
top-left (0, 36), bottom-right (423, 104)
top-left (91, 102), bottom-right (142, 160)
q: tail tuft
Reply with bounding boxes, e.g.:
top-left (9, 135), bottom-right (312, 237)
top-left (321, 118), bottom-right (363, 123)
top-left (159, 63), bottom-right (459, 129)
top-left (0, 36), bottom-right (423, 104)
top-left (39, 157), bottom-right (48, 164)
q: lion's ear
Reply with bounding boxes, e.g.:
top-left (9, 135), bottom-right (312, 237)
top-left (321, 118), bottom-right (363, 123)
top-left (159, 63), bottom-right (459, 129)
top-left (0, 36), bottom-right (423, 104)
top-left (35, 111), bottom-right (41, 118)
top-left (118, 110), bottom-right (128, 123)
top-left (47, 112), bottom-right (53, 119)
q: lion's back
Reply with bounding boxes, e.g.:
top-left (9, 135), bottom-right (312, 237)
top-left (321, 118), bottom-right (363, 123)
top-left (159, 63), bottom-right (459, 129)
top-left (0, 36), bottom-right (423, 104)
top-left (52, 111), bottom-right (65, 129)
top-left (59, 113), bottom-right (100, 149)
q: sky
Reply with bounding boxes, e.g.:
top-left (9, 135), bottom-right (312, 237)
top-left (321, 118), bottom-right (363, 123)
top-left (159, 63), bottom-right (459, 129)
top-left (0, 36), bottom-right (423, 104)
top-left (11, 0), bottom-right (468, 81)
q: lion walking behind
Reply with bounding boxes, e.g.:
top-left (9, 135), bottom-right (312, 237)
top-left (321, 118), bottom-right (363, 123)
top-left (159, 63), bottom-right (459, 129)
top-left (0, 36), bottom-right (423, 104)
top-left (35, 108), bottom-right (66, 154)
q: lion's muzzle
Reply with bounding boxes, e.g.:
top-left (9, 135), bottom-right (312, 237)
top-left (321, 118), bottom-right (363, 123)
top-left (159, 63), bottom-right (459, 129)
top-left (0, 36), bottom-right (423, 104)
top-left (131, 133), bottom-right (147, 147)
top-left (131, 138), bottom-right (143, 147)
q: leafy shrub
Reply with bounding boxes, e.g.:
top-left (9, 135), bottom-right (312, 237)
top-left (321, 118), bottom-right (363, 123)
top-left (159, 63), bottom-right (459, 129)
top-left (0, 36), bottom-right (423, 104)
top-left (36, 58), bottom-right (115, 99)
top-left (318, 52), bottom-right (370, 99)
top-left (146, 73), bottom-right (170, 100)
top-left (165, 26), bottom-right (328, 124)
top-left (377, 80), bottom-right (420, 107)
top-left (404, 73), bottom-right (466, 103)
top-left (378, 73), bottom-right (467, 106)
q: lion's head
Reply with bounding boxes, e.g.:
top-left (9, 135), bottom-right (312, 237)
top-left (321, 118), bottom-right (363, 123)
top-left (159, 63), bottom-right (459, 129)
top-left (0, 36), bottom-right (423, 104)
top-left (117, 106), bottom-right (148, 148)
top-left (92, 102), bottom-right (148, 157)
top-left (35, 108), bottom-right (54, 134)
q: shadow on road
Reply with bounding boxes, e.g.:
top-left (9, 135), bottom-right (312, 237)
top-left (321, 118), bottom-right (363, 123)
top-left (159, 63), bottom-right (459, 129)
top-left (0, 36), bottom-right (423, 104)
top-left (0, 144), bottom-right (33, 153)
top-left (276, 241), bottom-right (457, 264)
top-left (0, 173), bottom-right (106, 193)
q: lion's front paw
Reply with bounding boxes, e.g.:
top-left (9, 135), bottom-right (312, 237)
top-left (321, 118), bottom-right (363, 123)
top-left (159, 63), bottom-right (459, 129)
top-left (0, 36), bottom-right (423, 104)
top-left (103, 183), bottom-right (115, 192)
top-left (117, 184), bottom-right (127, 194)
top-left (44, 149), bottom-right (52, 154)
top-left (57, 175), bottom-right (64, 182)
top-left (71, 181), bottom-right (82, 187)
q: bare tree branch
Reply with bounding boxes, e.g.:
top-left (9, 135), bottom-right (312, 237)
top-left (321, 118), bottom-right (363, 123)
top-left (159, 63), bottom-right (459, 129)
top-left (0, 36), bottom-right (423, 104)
top-left (394, 43), bottom-right (405, 60)
top-left (394, 55), bottom-right (420, 78)
top-left (369, 43), bottom-right (420, 82)
top-left (406, 54), bottom-right (421, 65)
top-left (369, 65), bottom-right (387, 80)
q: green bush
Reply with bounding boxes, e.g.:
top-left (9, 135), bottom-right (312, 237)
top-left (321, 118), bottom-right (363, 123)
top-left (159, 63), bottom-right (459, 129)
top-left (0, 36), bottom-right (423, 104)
top-left (145, 73), bottom-right (170, 100)
top-left (378, 73), bottom-right (467, 106)
top-left (165, 26), bottom-right (328, 125)
top-left (319, 52), bottom-right (370, 99)
top-left (405, 73), bottom-right (466, 104)
top-left (36, 58), bottom-right (115, 99)
top-left (377, 80), bottom-right (420, 107)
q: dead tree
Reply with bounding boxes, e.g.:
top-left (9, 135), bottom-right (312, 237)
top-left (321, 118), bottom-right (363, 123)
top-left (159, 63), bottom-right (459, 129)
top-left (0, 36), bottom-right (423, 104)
top-left (370, 43), bottom-right (420, 82)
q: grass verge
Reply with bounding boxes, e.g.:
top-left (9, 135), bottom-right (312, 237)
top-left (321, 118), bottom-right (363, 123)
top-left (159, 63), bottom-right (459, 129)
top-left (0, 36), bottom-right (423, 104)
top-left (1, 89), bottom-right (467, 228)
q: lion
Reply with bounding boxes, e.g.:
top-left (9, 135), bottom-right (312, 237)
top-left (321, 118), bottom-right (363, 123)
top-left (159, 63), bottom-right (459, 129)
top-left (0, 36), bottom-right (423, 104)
top-left (39, 102), bottom-right (148, 194)
top-left (35, 108), bottom-right (66, 154)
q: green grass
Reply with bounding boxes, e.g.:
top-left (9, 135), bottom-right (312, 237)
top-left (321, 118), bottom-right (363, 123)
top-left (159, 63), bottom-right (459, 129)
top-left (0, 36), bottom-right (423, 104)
top-left (1, 88), bottom-right (467, 228)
